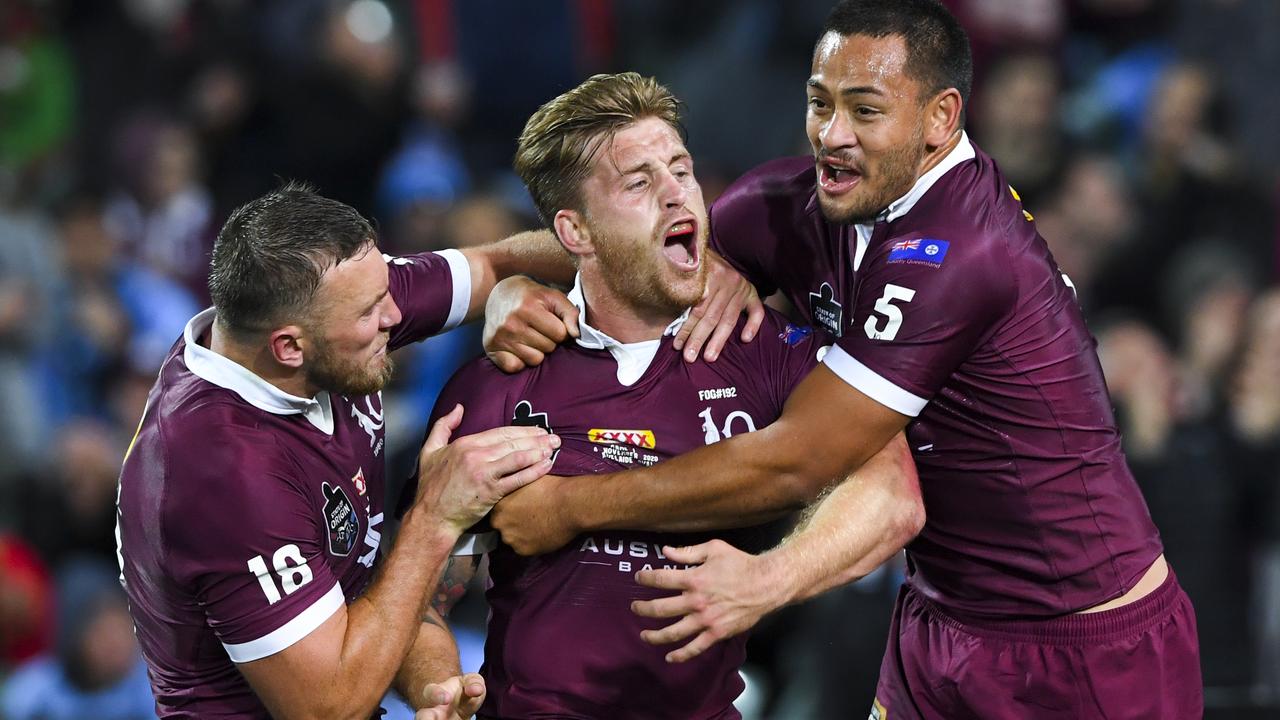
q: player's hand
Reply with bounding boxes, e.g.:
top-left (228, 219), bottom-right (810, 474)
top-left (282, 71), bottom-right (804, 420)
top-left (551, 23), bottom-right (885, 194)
top-left (490, 475), bottom-right (577, 556)
top-left (414, 672), bottom-right (486, 720)
top-left (415, 405), bottom-right (560, 535)
top-left (672, 250), bottom-right (763, 363)
top-left (632, 540), bottom-right (786, 663)
top-left (483, 276), bottom-right (580, 373)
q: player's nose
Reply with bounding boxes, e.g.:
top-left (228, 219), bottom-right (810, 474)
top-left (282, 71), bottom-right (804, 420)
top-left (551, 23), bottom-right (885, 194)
top-left (658, 168), bottom-right (688, 209)
top-left (381, 295), bottom-right (402, 329)
top-left (819, 110), bottom-right (859, 153)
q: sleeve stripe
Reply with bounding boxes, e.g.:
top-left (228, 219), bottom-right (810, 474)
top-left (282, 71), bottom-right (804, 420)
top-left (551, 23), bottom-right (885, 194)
top-left (822, 345), bottom-right (928, 417)
top-left (452, 531), bottom-right (498, 556)
top-left (222, 582), bottom-right (345, 663)
top-left (433, 249), bottom-right (471, 332)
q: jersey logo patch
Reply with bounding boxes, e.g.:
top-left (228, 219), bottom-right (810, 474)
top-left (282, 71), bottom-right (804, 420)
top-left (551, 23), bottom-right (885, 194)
top-left (588, 429), bottom-right (656, 449)
top-left (322, 482), bottom-right (359, 557)
top-left (779, 323), bottom-right (813, 346)
top-left (887, 238), bottom-right (949, 267)
top-left (513, 401), bottom-right (559, 462)
top-left (352, 467), bottom-right (367, 496)
top-left (808, 282), bottom-right (843, 336)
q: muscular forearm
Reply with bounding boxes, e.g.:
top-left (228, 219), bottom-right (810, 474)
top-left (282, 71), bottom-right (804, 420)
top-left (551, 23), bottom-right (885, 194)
top-left (322, 508), bottom-right (459, 717)
top-left (393, 609), bottom-right (462, 709)
top-left (563, 367), bottom-right (908, 533)
top-left (765, 435), bottom-right (923, 606)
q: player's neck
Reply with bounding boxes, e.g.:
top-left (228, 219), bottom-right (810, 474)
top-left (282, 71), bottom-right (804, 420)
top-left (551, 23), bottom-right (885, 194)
top-left (915, 129), bottom-right (964, 182)
top-left (578, 275), bottom-right (676, 344)
top-left (208, 322), bottom-right (317, 399)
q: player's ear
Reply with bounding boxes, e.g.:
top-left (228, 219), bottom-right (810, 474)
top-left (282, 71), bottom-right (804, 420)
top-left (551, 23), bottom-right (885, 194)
top-left (923, 88), bottom-right (963, 149)
top-left (268, 325), bottom-right (306, 368)
top-left (553, 209), bottom-right (594, 260)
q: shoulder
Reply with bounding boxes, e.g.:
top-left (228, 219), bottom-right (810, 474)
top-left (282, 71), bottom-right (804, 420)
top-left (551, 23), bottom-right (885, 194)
top-left (434, 353), bottom-right (534, 430)
top-left (152, 394), bottom-right (303, 516)
top-left (712, 156), bottom-right (815, 222)
top-left (713, 308), bottom-right (826, 371)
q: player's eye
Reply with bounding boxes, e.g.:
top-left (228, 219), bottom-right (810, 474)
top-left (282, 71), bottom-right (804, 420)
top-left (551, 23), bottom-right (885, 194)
top-left (807, 96), bottom-right (829, 112)
top-left (627, 178), bottom-right (649, 191)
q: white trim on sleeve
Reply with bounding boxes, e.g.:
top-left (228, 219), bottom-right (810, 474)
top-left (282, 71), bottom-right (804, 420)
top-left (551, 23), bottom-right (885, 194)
top-left (822, 345), bottom-right (928, 417)
top-left (433, 249), bottom-right (472, 332)
top-left (222, 582), bottom-right (345, 663)
top-left (452, 531), bottom-right (498, 556)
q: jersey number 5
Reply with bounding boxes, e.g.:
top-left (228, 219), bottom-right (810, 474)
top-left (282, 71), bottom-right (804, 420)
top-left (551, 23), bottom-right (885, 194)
top-left (248, 544), bottom-right (314, 605)
top-left (864, 284), bottom-right (916, 341)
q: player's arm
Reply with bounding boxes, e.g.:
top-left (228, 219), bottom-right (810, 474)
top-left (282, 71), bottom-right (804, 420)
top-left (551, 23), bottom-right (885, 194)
top-left (491, 365), bottom-right (910, 553)
top-left (393, 555), bottom-right (484, 717)
top-left (482, 236), bottom-right (764, 372)
top-left (236, 412), bottom-right (557, 720)
top-left (458, 229), bottom-right (577, 324)
top-left (630, 432), bottom-right (923, 662)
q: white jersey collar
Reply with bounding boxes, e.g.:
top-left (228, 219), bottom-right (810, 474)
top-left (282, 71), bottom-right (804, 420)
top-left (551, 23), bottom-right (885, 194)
top-left (183, 308), bottom-right (336, 435)
top-left (567, 274), bottom-right (689, 386)
top-left (853, 131), bottom-right (976, 269)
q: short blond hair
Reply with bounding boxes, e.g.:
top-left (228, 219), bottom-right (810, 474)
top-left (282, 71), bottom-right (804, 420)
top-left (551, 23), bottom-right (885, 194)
top-left (514, 72), bottom-right (682, 226)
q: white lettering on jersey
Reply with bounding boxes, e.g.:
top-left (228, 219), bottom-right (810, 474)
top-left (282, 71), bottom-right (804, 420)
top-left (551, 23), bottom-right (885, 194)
top-left (248, 544), bottom-right (314, 605)
top-left (697, 387), bottom-right (738, 401)
top-left (864, 284), bottom-right (916, 341)
top-left (699, 407), bottom-right (757, 445)
top-left (350, 394), bottom-right (385, 453)
top-left (357, 512), bottom-right (383, 568)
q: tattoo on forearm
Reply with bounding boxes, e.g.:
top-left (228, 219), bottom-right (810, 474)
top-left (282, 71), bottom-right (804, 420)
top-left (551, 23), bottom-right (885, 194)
top-left (429, 556), bottom-right (477, 618)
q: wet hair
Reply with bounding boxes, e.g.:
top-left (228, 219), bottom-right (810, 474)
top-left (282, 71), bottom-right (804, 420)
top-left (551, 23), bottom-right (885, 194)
top-left (208, 181), bottom-right (375, 335)
top-left (822, 0), bottom-right (973, 108)
top-left (514, 72), bottom-right (683, 227)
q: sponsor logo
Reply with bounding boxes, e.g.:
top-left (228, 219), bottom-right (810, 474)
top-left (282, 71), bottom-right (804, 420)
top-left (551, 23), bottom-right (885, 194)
top-left (322, 482), bottom-right (359, 557)
top-left (588, 429), bottom-right (656, 449)
top-left (352, 467), bottom-right (367, 496)
top-left (887, 238), bottom-right (949, 267)
top-left (577, 535), bottom-right (696, 573)
top-left (808, 282), bottom-right (844, 336)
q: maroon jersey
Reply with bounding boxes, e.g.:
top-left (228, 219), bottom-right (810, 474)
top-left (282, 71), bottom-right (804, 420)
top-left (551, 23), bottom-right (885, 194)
top-left (711, 135), bottom-right (1162, 619)
top-left (115, 250), bottom-right (471, 718)
top-left (434, 282), bottom-right (823, 720)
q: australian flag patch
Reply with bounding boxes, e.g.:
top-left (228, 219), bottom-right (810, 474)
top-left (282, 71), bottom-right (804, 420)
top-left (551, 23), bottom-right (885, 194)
top-left (779, 323), bottom-right (814, 346)
top-left (887, 238), bottom-right (949, 267)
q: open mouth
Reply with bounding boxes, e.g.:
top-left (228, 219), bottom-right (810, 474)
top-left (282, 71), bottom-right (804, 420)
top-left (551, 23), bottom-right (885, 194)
top-left (818, 157), bottom-right (861, 195)
top-left (662, 219), bottom-right (700, 271)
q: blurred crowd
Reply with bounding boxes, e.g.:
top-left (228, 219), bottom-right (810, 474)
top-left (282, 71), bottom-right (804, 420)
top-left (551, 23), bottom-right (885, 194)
top-left (0, 0), bottom-right (1277, 718)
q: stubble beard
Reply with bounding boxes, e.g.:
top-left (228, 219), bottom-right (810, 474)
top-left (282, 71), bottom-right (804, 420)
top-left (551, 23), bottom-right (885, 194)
top-left (594, 228), bottom-right (707, 319)
top-left (818, 127), bottom-right (927, 226)
top-left (306, 336), bottom-right (394, 397)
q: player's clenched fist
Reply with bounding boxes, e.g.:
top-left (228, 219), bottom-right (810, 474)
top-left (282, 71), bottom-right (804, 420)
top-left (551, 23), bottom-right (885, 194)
top-left (482, 275), bottom-right (580, 373)
top-left (415, 404), bottom-right (560, 535)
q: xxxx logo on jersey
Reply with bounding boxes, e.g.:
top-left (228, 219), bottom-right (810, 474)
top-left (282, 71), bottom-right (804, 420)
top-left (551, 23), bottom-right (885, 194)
top-left (588, 429), bottom-right (656, 449)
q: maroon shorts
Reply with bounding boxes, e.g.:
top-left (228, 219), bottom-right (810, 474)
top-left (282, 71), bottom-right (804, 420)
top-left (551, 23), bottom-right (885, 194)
top-left (870, 569), bottom-right (1202, 719)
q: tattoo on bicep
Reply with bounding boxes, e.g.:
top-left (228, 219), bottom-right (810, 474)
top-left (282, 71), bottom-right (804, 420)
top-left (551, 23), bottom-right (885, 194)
top-left (430, 555), bottom-right (478, 618)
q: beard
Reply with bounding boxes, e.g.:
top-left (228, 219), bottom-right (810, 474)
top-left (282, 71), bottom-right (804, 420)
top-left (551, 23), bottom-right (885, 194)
top-left (306, 335), bottom-right (394, 397)
top-left (594, 227), bottom-right (708, 318)
top-left (818, 125), bottom-right (926, 225)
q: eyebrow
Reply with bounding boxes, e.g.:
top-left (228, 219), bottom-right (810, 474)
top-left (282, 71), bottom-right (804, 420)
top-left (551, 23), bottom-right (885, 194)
top-left (807, 78), bottom-right (885, 97)
top-left (618, 152), bottom-right (692, 176)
